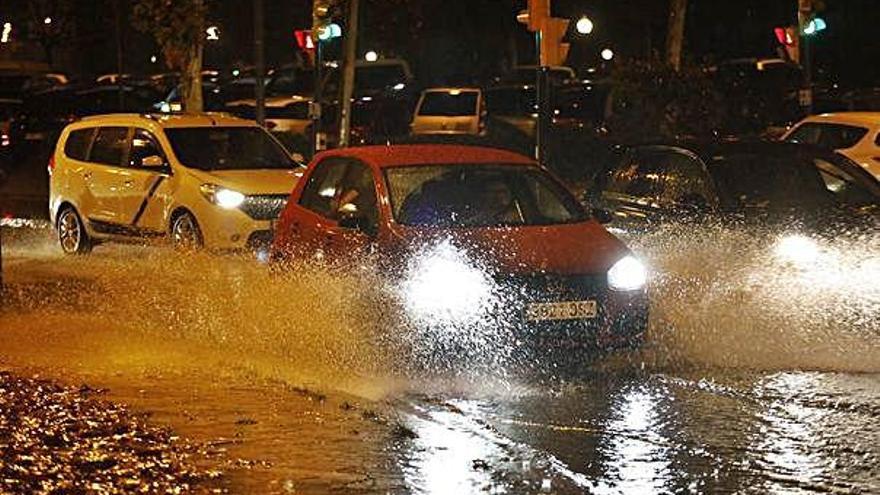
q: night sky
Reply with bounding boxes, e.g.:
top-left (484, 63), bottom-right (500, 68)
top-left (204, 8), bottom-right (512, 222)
top-left (4, 0), bottom-right (878, 89)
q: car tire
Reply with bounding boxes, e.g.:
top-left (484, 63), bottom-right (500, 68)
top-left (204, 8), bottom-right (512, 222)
top-left (170, 211), bottom-right (204, 250)
top-left (57, 206), bottom-right (93, 255)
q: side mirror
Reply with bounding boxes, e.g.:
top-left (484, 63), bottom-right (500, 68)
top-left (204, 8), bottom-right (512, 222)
top-left (338, 213), bottom-right (375, 236)
top-left (591, 208), bottom-right (614, 224)
top-left (290, 152), bottom-right (305, 165)
top-left (141, 155), bottom-right (166, 169)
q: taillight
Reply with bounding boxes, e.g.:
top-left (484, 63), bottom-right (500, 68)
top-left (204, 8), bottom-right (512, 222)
top-left (47, 155), bottom-right (56, 175)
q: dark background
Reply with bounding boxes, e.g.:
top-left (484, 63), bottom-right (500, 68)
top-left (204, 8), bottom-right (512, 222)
top-left (1, 0), bottom-right (877, 88)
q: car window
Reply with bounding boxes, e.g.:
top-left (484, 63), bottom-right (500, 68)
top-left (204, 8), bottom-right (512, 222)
top-left (335, 161), bottom-right (379, 230)
top-left (418, 91), bottom-right (479, 117)
top-left (386, 164), bottom-right (585, 227)
top-left (64, 128), bottom-right (95, 161)
top-left (88, 127), bottom-right (129, 166)
top-left (658, 150), bottom-right (717, 208)
top-left (165, 127), bottom-right (293, 170)
top-left (813, 156), bottom-right (877, 206)
top-left (299, 158), bottom-right (350, 219)
top-left (709, 153), bottom-right (834, 209)
top-left (128, 129), bottom-right (165, 168)
top-left (787, 122), bottom-right (869, 149)
top-left (604, 149), bottom-right (665, 201)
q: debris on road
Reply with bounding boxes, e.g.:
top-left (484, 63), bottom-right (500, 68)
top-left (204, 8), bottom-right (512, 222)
top-left (0, 371), bottom-right (225, 494)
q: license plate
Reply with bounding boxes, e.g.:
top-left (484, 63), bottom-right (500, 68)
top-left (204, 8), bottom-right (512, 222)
top-left (525, 300), bottom-right (598, 322)
top-left (25, 132), bottom-right (46, 141)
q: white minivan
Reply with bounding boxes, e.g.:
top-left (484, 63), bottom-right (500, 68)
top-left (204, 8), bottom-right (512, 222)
top-left (49, 113), bottom-right (303, 254)
top-left (411, 88), bottom-right (486, 136)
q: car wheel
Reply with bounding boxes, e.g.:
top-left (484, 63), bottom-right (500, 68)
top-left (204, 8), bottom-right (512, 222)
top-left (170, 212), bottom-right (203, 250)
top-left (57, 207), bottom-right (92, 255)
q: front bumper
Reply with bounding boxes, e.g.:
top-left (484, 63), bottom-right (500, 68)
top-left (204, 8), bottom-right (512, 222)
top-left (497, 273), bottom-right (649, 353)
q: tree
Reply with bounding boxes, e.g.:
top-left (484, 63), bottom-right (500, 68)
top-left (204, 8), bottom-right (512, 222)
top-left (665, 0), bottom-right (687, 71)
top-left (132, 0), bottom-right (208, 112)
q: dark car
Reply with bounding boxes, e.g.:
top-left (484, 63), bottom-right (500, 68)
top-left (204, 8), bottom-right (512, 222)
top-left (590, 141), bottom-right (879, 233)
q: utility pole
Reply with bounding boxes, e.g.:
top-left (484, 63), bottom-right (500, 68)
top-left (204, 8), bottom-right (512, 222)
top-left (797, 0), bottom-right (814, 114)
top-left (338, 0), bottom-right (359, 148)
top-left (115, 0), bottom-right (124, 109)
top-left (254, 0), bottom-right (266, 125)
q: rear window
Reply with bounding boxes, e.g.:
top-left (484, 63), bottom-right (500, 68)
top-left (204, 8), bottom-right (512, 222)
top-left (64, 129), bottom-right (94, 161)
top-left (786, 122), bottom-right (869, 149)
top-left (418, 91), bottom-right (479, 117)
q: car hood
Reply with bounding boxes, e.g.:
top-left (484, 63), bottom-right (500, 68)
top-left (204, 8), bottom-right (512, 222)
top-left (187, 168), bottom-right (301, 195)
top-left (396, 220), bottom-right (631, 276)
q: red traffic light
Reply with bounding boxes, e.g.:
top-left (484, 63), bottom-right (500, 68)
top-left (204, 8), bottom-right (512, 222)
top-left (294, 30), bottom-right (315, 51)
top-left (774, 27), bottom-right (794, 46)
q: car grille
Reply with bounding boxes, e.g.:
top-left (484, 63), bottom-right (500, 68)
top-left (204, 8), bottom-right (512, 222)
top-left (497, 273), bottom-right (608, 303)
top-left (240, 195), bottom-right (288, 221)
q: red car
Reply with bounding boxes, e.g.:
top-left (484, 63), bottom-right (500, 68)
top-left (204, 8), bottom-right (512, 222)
top-left (270, 145), bottom-right (648, 351)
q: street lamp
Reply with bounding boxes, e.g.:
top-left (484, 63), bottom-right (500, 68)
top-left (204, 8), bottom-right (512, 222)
top-left (206, 25), bottom-right (220, 41)
top-left (364, 50), bottom-right (378, 62)
top-left (43, 17), bottom-right (52, 25)
top-left (575, 16), bottom-right (594, 35)
top-left (1, 22), bottom-right (11, 43)
top-left (601, 48), bottom-right (614, 61)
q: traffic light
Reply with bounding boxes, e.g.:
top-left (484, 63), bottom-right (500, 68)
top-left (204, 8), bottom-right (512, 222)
top-left (312, 0), bottom-right (333, 37)
top-left (774, 26), bottom-right (800, 63)
top-left (517, 0), bottom-right (571, 66)
top-left (540, 17), bottom-right (570, 67)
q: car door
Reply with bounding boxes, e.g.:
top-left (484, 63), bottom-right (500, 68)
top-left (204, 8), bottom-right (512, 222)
top-left (292, 157), bottom-right (375, 262)
top-left (83, 126), bottom-right (130, 226)
top-left (321, 159), bottom-right (378, 261)
top-left (290, 157), bottom-right (350, 259)
top-left (117, 128), bottom-right (173, 233)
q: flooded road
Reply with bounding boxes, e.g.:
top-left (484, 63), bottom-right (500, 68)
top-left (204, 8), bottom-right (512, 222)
top-left (1, 222), bottom-right (878, 493)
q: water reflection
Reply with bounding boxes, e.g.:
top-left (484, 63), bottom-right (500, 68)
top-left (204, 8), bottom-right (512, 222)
top-left (595, 385), bottom-right (672, 494)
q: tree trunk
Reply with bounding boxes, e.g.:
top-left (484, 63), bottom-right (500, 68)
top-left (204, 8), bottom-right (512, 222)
top-left (665, 0), bottom-right (687, 71)
top-left (181, 43), bottom-right (204, 113)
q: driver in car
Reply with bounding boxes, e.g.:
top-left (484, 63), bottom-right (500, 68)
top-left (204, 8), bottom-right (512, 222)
top-left (470, 178), bottom-right (522, 225)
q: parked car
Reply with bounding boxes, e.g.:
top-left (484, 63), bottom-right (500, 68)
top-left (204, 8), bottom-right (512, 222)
top-left (783, 112), bottom-right (880, 178)
top-left (225, 96), bottom-right (313, 153)
top-left (590, 141), bottom-right (879, 233)
top-left (0, 98), bottom-right (22, 152)
top-left (49, 113), bottom-right (303, 253)
top-left (411, 88), bottom-right (486, 136)
top-left (270, 144), bottom-right (648, 352)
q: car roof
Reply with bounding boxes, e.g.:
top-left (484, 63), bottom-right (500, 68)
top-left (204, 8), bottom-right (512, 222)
top-left (630, 140), bottom-right (840, 161)
top-left (316, 144), bottom-right (535, 169)
top-left (73, 112), bottom-right (257, 128)
top-left (800, 112), bottom-right (880, 126)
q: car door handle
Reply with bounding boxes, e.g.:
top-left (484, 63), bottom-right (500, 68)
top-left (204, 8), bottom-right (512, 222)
top-left (82, 172), bottom-right (92, 181)
top-left (124, 180), bottom-right (134, 187)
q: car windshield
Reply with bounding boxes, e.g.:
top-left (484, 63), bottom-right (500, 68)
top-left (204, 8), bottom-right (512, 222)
top-left (419, 92), bottom-right (479, 117)
top-left (385, 164), bottom-right (586, 228)
top-left (709, 152), bottom-right (837, 209)
top-left (165, 127), bottom-right (294, 171)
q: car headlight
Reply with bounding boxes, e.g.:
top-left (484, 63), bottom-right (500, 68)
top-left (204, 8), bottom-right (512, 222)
top-left (608, 255), bottom-right (647, 291)
top-left (200, 184), bottom-right (246, 209)
top-left (774, 234), bottom-right (820, 265)
top-left (400, 240), bottom-right (496, 326)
